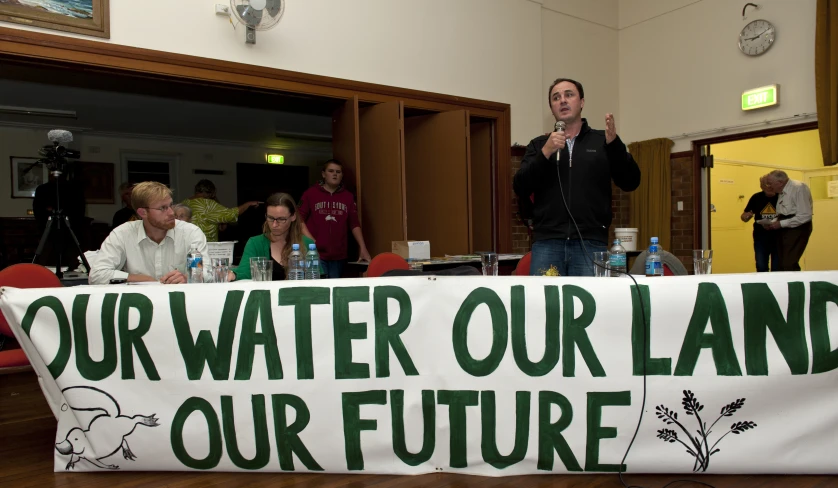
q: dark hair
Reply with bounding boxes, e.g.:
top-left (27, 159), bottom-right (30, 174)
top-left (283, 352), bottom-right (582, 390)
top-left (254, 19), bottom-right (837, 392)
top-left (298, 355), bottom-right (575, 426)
top-left (321, 159), bottom-right (342, 172)
top-left (547, 78), bottom-right (584, 105)
top-left (194, 179), bottom-right (217, 198)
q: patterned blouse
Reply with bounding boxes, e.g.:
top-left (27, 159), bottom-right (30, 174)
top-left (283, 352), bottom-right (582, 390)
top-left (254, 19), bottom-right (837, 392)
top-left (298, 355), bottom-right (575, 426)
top-left (182, 198), bottom-right (238, 242)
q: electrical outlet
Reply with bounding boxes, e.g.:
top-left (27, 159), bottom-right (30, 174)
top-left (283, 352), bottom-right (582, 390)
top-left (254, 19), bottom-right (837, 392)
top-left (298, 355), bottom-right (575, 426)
top-left (677, 201), bottom-right (684, 211)
top-left (215, 4), bottom-right (230, 16)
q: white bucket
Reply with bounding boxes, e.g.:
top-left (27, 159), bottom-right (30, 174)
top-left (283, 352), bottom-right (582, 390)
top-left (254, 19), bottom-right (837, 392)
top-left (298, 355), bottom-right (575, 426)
top-left (614, 228), bottom-right (638, 251)
top-left (207, 241), bottom-right (237, 265)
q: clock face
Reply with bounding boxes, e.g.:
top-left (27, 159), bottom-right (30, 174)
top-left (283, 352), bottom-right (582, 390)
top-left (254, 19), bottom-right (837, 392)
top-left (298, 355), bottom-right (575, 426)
top-left (739, 19), bottom-right (775, 56)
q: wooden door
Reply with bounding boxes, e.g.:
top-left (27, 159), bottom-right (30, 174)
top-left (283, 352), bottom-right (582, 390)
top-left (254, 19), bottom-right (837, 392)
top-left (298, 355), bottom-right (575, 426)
top-left (358, 101), bottom-right (406, 257)
top-left (470, 120), bottom-right (493, 252)
top-left (332, 96), bottom-right (361, 198)
top-left (404, 110), bottom-right (470, 257)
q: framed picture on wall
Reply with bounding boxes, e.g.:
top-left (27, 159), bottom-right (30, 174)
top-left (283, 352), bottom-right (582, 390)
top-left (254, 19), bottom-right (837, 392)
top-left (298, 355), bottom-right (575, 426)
top-left (74, 161), bottom-right (115, 204)
top-left (0, 0), bottom-right (110, 39)
top-left (10, 157), bottom-right (48, 199)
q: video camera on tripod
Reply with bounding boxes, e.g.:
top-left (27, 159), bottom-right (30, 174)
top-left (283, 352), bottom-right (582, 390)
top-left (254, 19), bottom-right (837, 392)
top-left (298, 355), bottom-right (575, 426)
top-left (31, 129), bottom-right (91, 278)
top-left (37, 129), bottom-right (81, 176)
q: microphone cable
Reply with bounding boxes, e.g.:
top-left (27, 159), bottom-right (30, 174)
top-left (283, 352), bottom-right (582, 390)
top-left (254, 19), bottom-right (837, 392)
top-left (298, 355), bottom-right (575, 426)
top-left (551, 139), bottom-right (716, 488)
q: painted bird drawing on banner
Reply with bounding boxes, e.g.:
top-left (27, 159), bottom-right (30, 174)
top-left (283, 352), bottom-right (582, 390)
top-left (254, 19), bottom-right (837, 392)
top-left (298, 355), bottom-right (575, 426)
top-left (54, 386), bottom-right (160, 470)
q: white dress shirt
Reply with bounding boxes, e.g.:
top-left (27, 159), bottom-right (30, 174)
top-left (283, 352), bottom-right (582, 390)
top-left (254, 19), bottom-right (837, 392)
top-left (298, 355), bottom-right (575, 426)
top-left (776, 179), bottom-right (813, 229)
top-left (89, 220), bottom-right (209, 285)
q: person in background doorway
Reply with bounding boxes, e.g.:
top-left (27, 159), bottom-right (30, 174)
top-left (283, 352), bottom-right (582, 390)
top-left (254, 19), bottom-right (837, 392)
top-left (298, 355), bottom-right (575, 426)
top-left (741, 176), bottom-right (778, 272)
top-left (182, 179), bottom-right (260, 242)
top-left (173, 203), bottom-right (192, 223)
top-left (513, 77), bottom-right (640, 276)
top-left (111, 182), bottom-right (137, 229)
top-left (761, 170), bottom-right (813, 272)
top-left (299, 159), bottom-right (371, 278)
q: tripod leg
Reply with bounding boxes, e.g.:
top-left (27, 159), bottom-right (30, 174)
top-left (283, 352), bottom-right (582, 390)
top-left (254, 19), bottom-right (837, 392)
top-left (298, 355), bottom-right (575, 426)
top-left (32, 216), bottom-right (55, 264)
top-left (62, 216), bottom-right (91, 274)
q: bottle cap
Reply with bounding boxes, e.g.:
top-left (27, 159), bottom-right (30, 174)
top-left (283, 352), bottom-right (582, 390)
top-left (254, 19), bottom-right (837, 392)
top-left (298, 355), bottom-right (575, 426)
top-left (292, 243), bottom-right (300, 250)
top-left (651, 237), bottom-right (659, 243)
top-left (309, 243), bottom-right (316, 250)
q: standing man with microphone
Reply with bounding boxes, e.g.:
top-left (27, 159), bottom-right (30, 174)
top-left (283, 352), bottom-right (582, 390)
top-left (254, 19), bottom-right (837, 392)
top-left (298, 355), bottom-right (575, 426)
top-left (513, 78), bottom-right (641, 276)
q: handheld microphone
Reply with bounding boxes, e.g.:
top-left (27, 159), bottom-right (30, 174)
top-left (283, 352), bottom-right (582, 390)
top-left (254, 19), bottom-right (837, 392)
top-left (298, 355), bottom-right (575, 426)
top-left (554, 121), bottom-right (565, 160)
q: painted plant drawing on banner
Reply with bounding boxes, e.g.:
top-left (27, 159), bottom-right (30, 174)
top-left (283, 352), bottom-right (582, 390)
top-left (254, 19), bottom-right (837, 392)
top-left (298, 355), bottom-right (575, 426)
top-left (656, 390), bottom-right (757, 472)
top-left (55, 386), bottom-right (160, 470)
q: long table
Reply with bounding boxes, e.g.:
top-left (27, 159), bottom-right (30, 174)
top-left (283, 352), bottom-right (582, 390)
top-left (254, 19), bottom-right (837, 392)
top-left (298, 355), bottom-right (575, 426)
top-left (1, 272), bottom-right (837, 474)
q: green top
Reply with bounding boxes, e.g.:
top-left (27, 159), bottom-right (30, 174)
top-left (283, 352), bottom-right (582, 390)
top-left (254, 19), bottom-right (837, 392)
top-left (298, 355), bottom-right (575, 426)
top-left (233, 234), bottom-right (320, 280)
top-left (183, 198), bottom-right (239, 242)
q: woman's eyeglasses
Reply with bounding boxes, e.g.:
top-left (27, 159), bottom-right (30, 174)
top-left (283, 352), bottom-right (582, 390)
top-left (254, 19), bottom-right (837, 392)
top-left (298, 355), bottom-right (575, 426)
top-left (266, 216), bottom-right (290, 224)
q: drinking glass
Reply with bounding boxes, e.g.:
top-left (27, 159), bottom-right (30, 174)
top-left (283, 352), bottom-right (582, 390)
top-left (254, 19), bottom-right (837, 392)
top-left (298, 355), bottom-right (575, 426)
top-left (250, 257), bottom-right (272, 281)
top-left (592, 251), bottom-right (610, 277)
top-left (480, 252), bottom-right (498, 276)
top-left (693, 249), bottom-right (713, 275)
top-left (213, 258), bottom-right (230, 283)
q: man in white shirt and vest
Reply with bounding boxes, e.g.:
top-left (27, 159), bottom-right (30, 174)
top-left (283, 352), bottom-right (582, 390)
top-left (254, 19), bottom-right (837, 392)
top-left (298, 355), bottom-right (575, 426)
top-left (761, 170), bottom-right (813, 272)
top-left (89, 181), bottom-right (209, 285)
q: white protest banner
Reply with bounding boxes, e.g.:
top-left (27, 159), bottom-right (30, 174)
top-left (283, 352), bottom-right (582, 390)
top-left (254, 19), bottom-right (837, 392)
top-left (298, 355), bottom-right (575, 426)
top-left (1, 272), bottom-right (837, 475)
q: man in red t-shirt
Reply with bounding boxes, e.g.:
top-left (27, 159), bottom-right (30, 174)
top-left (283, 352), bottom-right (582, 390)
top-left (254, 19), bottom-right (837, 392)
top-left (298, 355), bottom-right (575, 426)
top-left (299, 159), bottom-right (371, 278)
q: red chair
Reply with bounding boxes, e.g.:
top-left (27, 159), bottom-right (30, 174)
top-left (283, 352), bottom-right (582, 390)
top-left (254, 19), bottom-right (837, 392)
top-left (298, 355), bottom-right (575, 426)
top-left (367, 253), bottom-right (409, 278)
top-left (0, 264), bottom-right (63, 371)
top-left (514, 252), bottom-right (532, 276)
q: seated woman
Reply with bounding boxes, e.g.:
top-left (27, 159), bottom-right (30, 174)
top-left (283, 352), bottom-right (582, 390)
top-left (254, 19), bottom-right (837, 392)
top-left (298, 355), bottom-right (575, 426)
top-left (173, 203), bottom-right (192, 222)
top-left (230, 192), bottom-right (318, 281)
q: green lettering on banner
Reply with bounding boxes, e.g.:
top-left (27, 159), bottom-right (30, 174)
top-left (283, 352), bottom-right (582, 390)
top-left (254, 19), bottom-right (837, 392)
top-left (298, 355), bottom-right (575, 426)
top-left (118, 293), bottom-right (160, 380)
top-left (342, 390), bottom-right (387, 470)
top-left (374, 286), bottom-right (418, 377)
top-left (171, 397), bottom-right (222, 470)
top-left (271, 394), bottom-right (323, 471)
top-left (511, 285), bottom-right (560, 377)
top-left (71, 294), bottom-right (117, 380)
top-left (437, 390), bottom-right (479, 468)
top-left (562, 285), bottom-right (605, 377)
top-left (277, 287), bottom-right (330, 380)
top-left (390, 390), bottom-right (435, 466)
top-left (235, 290), bottom-right (283, 380)
top-left (585, 391), bottom-right (630, 472)
top-left (334, 287), bottom-right (371, 380)
top-left (537, 391), bottom-right (581, 471)
top-left (20, 296), bottom-right (71, 378)
top-left (221, 395), bottom-right (270, 470)
top-left (170, 291), bottom-right (243, 380)
top-left (742, 283), bottom-right (808, 375)
top-left (811, 281), bottom-right (838, 374)
top-left (631, 285), bottom-right (672, 375)
top-left (453, 288), bottom-right (508, 377)
top-left (675, 283), bottom-right (742, 376)
top-left (480, 391), bottom-right (529, 469)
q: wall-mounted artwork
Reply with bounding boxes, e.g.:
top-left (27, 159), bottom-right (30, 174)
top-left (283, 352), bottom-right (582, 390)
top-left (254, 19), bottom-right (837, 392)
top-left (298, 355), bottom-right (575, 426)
top-left (10, 156), bottom-right (48, 198)
top-left (0, 0), bottom-right (109, 39)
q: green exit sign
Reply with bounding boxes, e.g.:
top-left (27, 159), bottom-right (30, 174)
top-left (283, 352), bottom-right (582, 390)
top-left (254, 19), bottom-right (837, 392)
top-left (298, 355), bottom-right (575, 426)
top-left (266, 154), bottom-right (284, 164)
top-left (742, 85), bottom-right (779, 111)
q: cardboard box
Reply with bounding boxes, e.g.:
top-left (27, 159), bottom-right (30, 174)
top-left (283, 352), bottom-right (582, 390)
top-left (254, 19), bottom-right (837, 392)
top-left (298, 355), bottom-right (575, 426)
top-left (392, 240), bottom-right (430, 260)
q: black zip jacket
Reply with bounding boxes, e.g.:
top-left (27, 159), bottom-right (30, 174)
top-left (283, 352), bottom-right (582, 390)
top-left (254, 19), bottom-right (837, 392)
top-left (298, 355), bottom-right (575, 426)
top-left (513, 119), bottom-right (641, 244)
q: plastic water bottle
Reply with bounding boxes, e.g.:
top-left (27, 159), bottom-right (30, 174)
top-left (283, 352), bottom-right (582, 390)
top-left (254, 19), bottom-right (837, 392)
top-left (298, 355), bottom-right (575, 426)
top-left (609, 239), bottom-right (627, 276)
top-left (645, 237), bottom-right (663, 277)
top-left (288, 243), bottom-right (305, 280)
top-left (186, 246), bottom-right (203, 283)
top-left (305, 243), bottom-right (320, 280)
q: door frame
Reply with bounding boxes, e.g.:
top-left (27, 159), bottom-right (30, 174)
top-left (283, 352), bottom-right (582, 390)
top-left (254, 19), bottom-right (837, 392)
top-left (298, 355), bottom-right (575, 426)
top-left (690, 121), bottom-right (819, 251)
top-left (0, 27), bottom-right (514, 251)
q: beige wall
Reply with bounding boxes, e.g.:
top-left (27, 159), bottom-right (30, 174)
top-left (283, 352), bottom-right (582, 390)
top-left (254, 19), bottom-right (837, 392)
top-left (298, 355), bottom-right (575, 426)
top-left (618, 0), bottom-right (817, 151)
top-left (1, 0), bottom-right (821, 156)
top-left (0, 126), bottom-right (329, 223)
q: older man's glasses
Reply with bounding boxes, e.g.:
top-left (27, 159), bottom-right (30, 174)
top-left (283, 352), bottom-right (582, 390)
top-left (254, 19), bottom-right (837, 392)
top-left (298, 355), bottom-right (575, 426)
top-left (266, 216), bottom-right (290, 224)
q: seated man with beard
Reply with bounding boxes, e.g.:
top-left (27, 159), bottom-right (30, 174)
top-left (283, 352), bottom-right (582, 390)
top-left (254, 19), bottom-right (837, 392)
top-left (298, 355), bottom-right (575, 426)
top-left (89, 181), bottom-right (208, 285)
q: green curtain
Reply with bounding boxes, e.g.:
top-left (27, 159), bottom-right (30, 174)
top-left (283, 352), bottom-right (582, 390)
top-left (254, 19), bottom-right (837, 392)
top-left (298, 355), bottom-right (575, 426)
top-left (628, 138), bottom-right (673, 252)
top-left (816, 0), bottom-right (838, 166)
